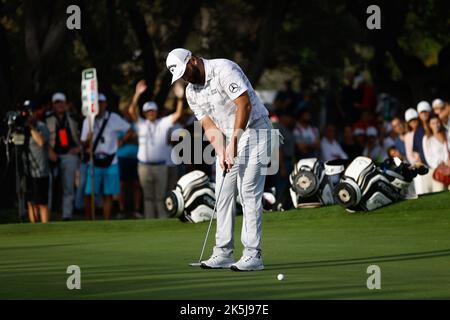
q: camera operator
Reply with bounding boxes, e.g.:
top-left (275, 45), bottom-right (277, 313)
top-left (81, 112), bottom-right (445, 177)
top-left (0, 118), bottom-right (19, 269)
top-left (22, 101), bottom-right (50, 223)
top-left (46, 92), bottom-right (81, 221)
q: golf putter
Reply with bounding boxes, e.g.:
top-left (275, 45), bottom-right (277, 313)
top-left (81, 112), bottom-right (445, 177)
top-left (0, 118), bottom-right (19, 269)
top-left (189, 169), bottom-right (227, 267)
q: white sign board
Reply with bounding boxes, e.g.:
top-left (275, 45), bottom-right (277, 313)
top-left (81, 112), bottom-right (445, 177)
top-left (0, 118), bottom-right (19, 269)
top-left (81, 68), bottom-right (99, 117)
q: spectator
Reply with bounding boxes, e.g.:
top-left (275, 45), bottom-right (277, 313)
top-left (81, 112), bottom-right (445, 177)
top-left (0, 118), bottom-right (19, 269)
top-left (320, 124), bottom-right (348, 162)
top-left (412, 101), bottom-right (431, 166)
top-left (377, 117), bottom-right (395, 152)
top-left (341, 126), bottom-right (362, 159)
top-left (438, 100), bottom-right (450, 131)
top-left (23, 101), bottom-right (50, 223)
top-left (46, 92), bottom-right (81, 221)
top-left (404, 108), bottom-right (426, 195)
top-left (423, 114), bottom-right (449, 192)
top-left (293, 109), bottom-right (320, 159)
top-left (81, 94), bottom-right (132, 220)
top-left (413, 101), bottom-right (434, 193)
top-left (128, 80), bottom-right (183, 219)
top-left (390, 117), bottom-right (407, 158)
top-left (117, 108), bottom-right (142, 219)
top-left (363, 126), bottom-right (386, 163)
top-left (432, 98), bottom-right (445, 117)
top-left (404, 108), bottom-right (421, 165)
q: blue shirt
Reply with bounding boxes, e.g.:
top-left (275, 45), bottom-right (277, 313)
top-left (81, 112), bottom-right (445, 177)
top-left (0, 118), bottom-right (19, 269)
top-left (394, 136), bottom-right (406, 158)
top-left (117, 125), bottom-right (138, 159)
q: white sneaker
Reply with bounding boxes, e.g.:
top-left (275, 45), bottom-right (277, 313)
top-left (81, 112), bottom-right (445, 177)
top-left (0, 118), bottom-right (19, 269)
top-left (231, 255), bottom-right (264, 271)
top-left (201, 255), bottom-right (235, 269)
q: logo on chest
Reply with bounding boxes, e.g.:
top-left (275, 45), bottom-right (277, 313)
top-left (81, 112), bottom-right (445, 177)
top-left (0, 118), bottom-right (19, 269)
top-left (229, 83), bottom-right (240, 93)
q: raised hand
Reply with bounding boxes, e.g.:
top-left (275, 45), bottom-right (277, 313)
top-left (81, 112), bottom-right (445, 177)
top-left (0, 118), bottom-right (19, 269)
top-left (135, 80), bottom-right (147, 96)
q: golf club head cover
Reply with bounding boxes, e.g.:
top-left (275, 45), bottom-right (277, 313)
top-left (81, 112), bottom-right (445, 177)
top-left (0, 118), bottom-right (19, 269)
top-left (289, 158), bottom-right (335, 208)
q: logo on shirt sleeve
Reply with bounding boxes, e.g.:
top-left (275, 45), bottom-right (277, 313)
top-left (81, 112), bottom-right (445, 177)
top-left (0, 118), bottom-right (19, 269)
top-left (229, 83), bottom-right (240, 94)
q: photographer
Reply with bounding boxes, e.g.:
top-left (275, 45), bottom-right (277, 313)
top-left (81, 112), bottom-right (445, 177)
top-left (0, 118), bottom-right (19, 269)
top-left (22, 101), bottom-right (50, 223)
top-left (46, 92), bottom-right (81, 221)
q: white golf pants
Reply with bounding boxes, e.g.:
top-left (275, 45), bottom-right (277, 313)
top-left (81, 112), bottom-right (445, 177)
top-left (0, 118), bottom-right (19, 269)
top-left (213, 116), bottom-right (273, 258)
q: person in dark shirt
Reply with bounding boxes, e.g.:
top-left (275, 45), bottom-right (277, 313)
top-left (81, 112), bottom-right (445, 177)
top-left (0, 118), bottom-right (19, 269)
top-left (412, 101), bottom-right (432, 166)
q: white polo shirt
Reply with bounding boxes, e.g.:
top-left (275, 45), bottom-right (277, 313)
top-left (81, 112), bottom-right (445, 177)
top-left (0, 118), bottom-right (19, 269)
top-left (81, 111), bottom-right (131, 165)
top-left (136, 115), bottom-right (174, 164)
top-left (185, 58), bottom-right (268, 138)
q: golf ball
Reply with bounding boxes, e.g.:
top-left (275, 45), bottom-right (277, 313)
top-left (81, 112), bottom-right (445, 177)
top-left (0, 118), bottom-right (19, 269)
top-left (277, 273), bottom-right (284, 281)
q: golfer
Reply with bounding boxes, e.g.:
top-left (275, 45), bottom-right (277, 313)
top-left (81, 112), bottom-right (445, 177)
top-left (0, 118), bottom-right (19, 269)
top-left (166, 48), bottom-right (272, 271)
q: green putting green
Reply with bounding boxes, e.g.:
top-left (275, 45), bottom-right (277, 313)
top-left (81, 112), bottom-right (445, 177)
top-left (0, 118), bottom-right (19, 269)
top-left (0, 192), bottom-right (449, 300)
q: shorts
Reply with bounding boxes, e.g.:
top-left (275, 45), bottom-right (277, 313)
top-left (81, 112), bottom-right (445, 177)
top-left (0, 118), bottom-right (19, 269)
top-left (118, 157), bottom-right (138, 182)
top-left (85, 164), bottom-right (120, 196)
top-left (26, 176), bottom-right (50, 205)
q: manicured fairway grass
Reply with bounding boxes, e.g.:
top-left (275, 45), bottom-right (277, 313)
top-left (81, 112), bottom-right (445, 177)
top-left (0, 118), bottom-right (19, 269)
top-left (0, 192), bottom-right (449, 299)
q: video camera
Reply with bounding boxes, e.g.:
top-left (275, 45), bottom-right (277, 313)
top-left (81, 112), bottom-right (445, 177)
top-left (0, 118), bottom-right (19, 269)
top-left (3, 101), bottom-right (35, 146)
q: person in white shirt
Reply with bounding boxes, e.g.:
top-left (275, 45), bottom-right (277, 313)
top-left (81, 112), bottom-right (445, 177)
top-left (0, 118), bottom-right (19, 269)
top-left (81, 94), bottom-right (132, 220)
top-left (166, 48), bottom-right (271, 271)
top-left (128, 80), bottom-right (183, 219)
top-left (320, 124), bottom-right (348, 162)
top-left (422, 114), bottom-right (449, 192)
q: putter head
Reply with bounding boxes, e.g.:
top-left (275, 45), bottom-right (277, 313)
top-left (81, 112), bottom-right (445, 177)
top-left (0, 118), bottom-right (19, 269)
top-left (189, 262), bottom-right (202, 267)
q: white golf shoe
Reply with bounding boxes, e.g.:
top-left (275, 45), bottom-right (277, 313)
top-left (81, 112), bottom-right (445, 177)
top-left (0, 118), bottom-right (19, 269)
top-left (230, 254), bottom-right (264, 271)
top-left (200, 255), bottom-right (235, 269)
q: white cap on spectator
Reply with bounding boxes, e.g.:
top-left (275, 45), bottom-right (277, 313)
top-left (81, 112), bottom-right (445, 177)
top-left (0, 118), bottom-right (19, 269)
top-left (353, 127), bottom-right (366, 136)
top-left (404, 108), bottom-right (419, 122)
top-left (417, 101), bottom-right (431, 113)
top-left (99, 93), bottom-right (107, 102)
top-left (142, 101), bottom-right (158, 112)
top-left (52, 92), bottom-right (66, 102)
top-left (166, 48), bottom-right (192, 84)
top-left (366, 126), bottom-right (378, 137)
top-left (432, 98), bottom-right (444, 109)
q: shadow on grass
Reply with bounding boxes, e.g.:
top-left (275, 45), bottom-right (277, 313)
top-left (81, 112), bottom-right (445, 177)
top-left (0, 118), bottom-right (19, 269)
top-left (265, 248), bottom-right (450, 270)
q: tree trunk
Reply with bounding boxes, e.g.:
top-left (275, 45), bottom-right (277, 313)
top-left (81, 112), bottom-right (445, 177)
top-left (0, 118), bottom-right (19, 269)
top-left (248, 0), bottom-right (291, 85)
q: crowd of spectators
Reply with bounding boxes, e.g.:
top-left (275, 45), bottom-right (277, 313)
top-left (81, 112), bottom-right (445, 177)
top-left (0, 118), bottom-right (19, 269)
top-left (269, 74), bottom-right (450, 200)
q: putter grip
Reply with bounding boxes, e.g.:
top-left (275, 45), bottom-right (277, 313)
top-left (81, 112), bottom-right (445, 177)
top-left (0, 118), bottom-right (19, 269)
top-left (223, 169), bottom-right (227, 177)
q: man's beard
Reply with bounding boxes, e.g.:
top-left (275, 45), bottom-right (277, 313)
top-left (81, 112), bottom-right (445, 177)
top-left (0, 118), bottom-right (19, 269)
top-left (190, 66), bottom-right (202, 85)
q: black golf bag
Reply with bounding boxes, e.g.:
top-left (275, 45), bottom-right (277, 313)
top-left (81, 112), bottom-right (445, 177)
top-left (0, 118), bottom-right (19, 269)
top-left (289, 158), bottom-right (344, 208)
top-left (165, 170), bottom-right (216, 223)
top-left (333, 156), bottom-right (428, 212)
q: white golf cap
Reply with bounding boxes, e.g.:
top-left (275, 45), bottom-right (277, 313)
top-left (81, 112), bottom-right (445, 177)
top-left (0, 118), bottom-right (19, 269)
top-left (404, 108), bottom-right (418, 122)
top-left (98, 93), bottom-right (107, 102)
top-left (432, 98), bottom-right (444, 109)
top-left (353, 127), bottom-right (366, 136)
top-left (142, 101), bottom-right (158, 112)
top-left (166, 48), bottom-right (192, 84)
top-left (366, 126), bottom-right (378, 137)
top-left (417, 101), bottom-right (431, 113)
top-left (52, 92), bottom-right (66, 102)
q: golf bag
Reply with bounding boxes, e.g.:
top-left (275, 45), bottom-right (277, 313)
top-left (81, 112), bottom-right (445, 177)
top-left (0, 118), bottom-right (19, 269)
top-left (165, 170), bottom-right (216, 223)
top-left (333, 156), bottom-right (428, 212)
top-left (289, 158), bottom-right (338, 208)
